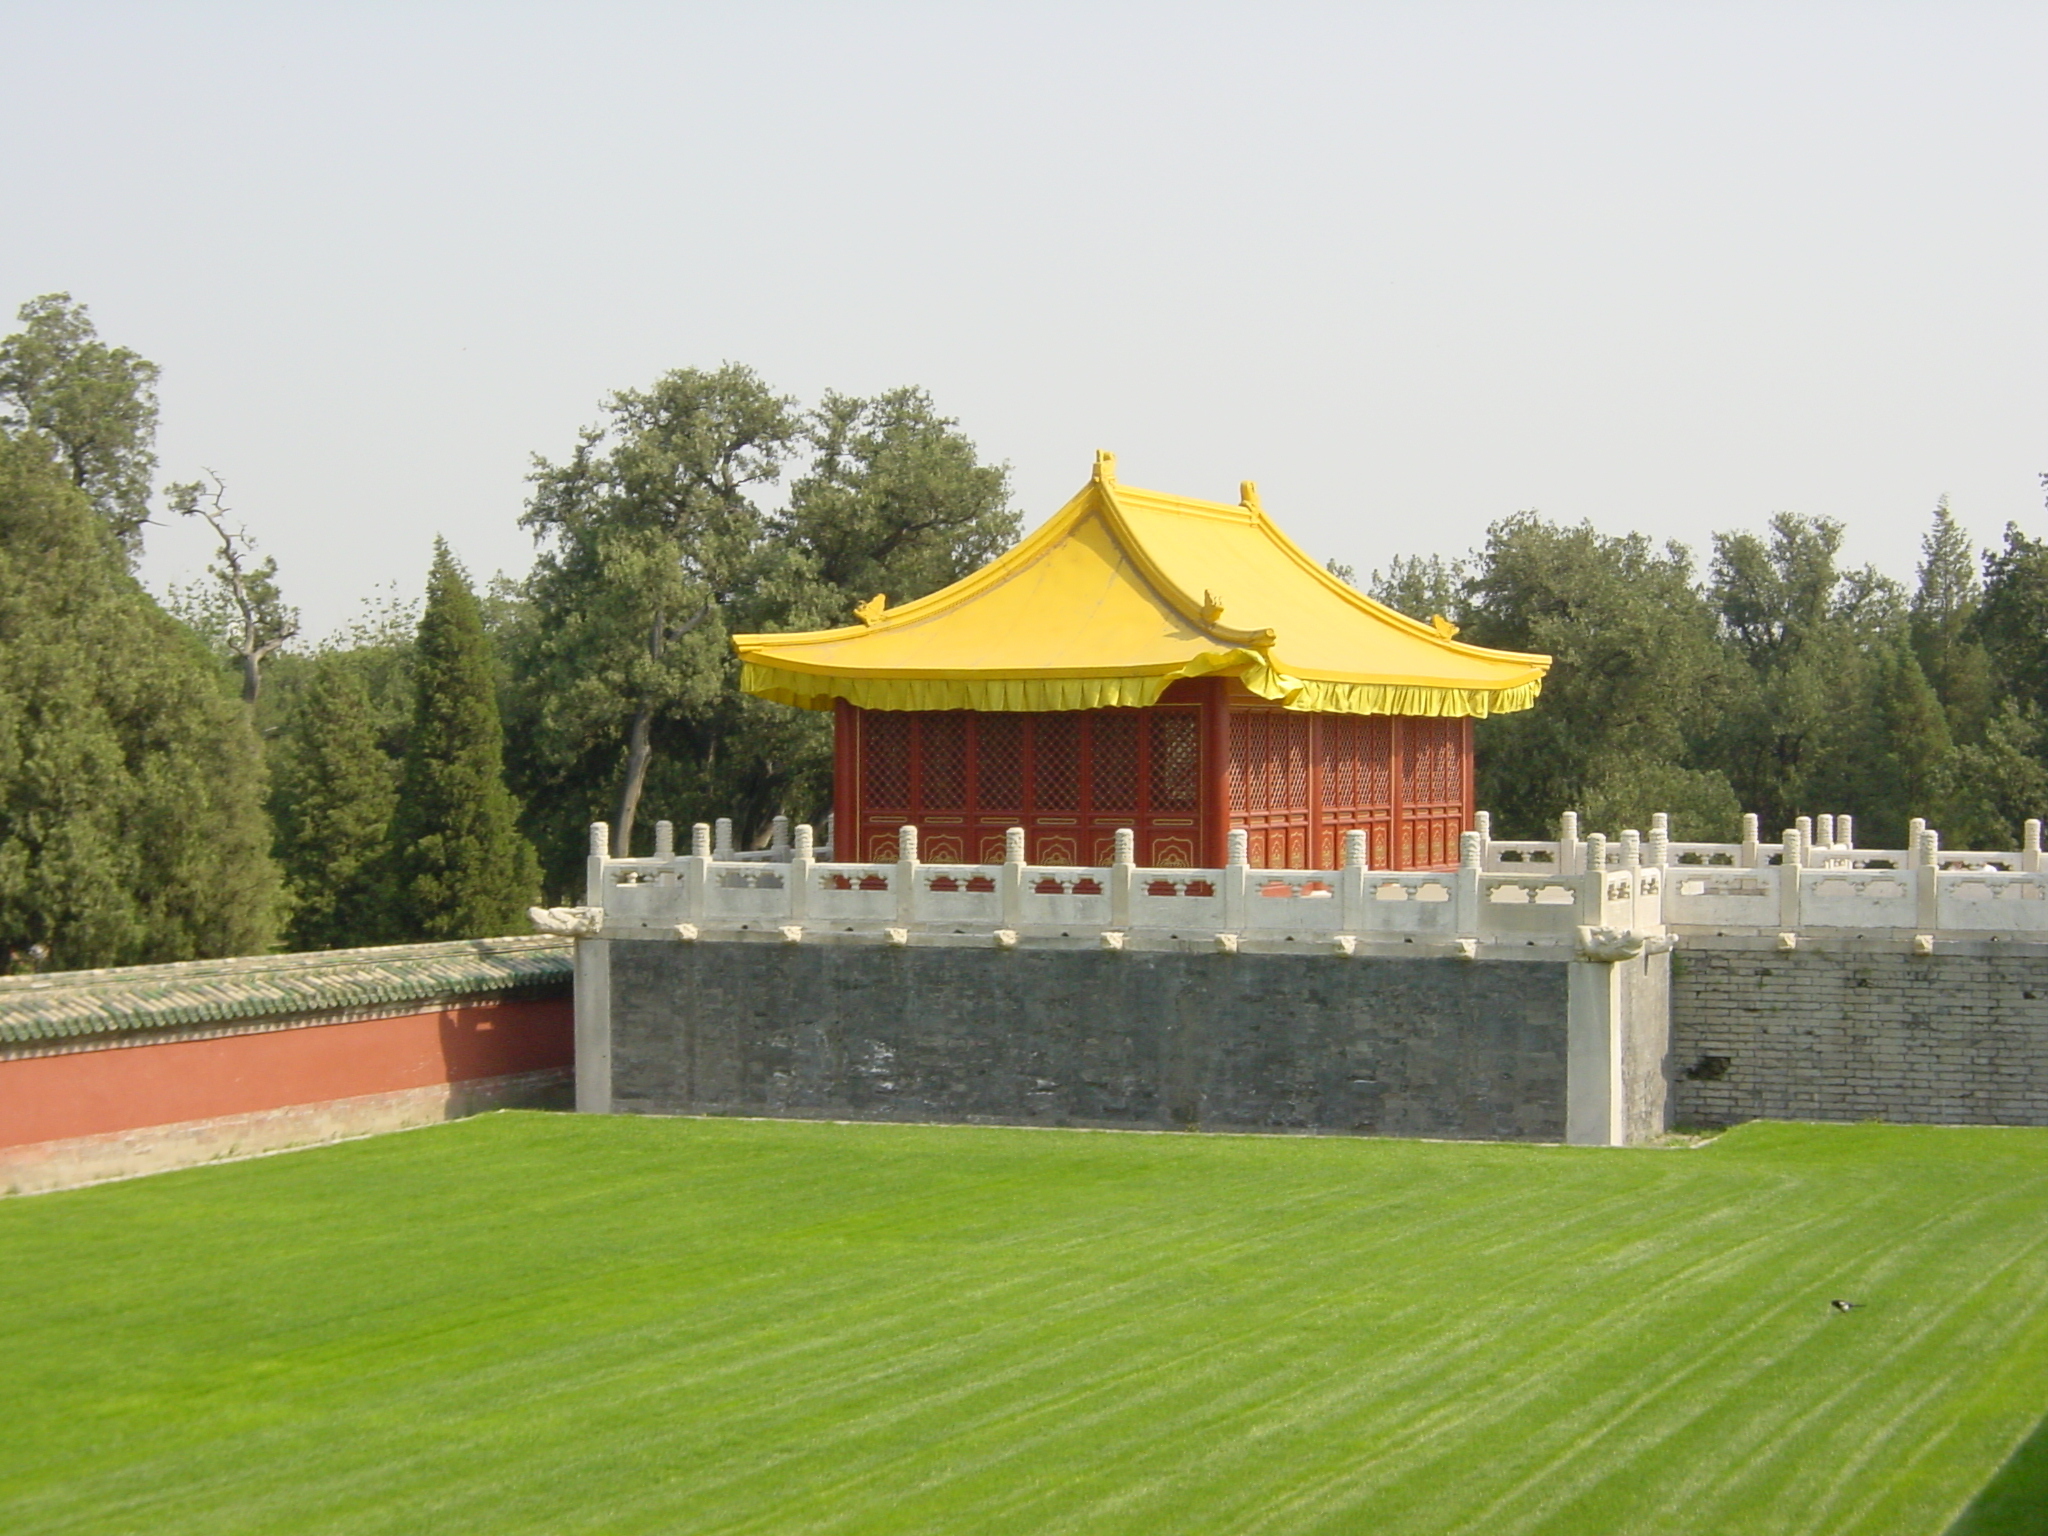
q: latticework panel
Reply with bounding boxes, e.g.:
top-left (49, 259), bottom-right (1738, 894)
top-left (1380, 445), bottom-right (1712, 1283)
top-left (843, 704), bottom-right (1222, 869)
top-left (978, 715), bottom-right (1024, 810)
top-left (922, 713), bottom-right (967, 810)
top-left (863, 713), bottom-right (911, 811)
top-left (1150, 712), bottom-right (1200, 811)
top-left (1034, 715), bottom-right (1081, 810)
top-left (1093, 714), bottom-right (1139, 812)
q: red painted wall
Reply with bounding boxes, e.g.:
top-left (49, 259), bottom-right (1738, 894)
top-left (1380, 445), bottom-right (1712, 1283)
top-left (0, 995), bottom-right (572, 1149)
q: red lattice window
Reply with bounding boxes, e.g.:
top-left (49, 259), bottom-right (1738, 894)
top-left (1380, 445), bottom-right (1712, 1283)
top-left (864, 713), bottom-right (911, 810)
top-left (978, 715), bottom-right (1023, 809)
top-left (1228, 713), bottom-right (1254, 811)
top-left (1034, 715), bottom-right (1080, 810)
top-left (1283, 715), bottom-right (1309, 806)
top-left (1093, 714), bottom-right (1138, 812)
top-left (922, 713), bottom-right (967, 810)
top-left (1149, 712), bottom-right (1199, 811)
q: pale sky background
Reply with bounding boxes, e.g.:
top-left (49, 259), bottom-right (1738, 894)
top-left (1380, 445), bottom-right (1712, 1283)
top-left (4, 2), bottom-right (2044, 640)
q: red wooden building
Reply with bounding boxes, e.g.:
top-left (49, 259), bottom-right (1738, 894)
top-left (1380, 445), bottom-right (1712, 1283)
top-left (736, 453), bottom-right (1549, 871)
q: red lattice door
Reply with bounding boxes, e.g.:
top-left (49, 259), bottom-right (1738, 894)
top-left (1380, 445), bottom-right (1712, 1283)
top-left (1317, 714), bottom-right (1396, 869)
top-left (1397, 717), bottom-right (1468, 869)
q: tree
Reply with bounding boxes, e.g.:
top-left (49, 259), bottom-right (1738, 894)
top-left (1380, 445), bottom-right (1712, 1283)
top-left (778, 387), bottom-right (1017, 608)
top-left (270, 658), bottom-right (398, 950)
top-left (1705, 514), bottom-right (1907, 833)
top-left (1458, 514), bottom-right (1739, 838)
top-left (1939, 701), bottom-right (2048, 849)
top-left (163, 471), bottom-right (299, 706)
top-left (1368, 553), bottom-right (1469, 628)
top-left (383, 541), bottom-right (539, 941)
top-left (1974, 523), bottom-right (2048, 719)
top-left (519, 365), bottom-right (803, 863)
top-left (1843, 642), bottom-right (1953, 847)
top-left (1909, 498), bottom-right (1993, 741)
top-left (0, 434), bottom-right (280, 969)
top-left (0, 294), bottom-right (160, 561)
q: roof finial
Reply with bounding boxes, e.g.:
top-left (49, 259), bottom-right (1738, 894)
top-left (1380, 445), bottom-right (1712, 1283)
top-left (1093, 449), bottom-right (1117, 484)
top-left (1240, 480), bottom-right (1263, 514)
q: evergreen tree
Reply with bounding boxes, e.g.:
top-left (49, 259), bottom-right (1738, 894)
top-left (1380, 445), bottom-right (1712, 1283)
top-left (1852, 643), bottom-right (1953, 847)
top-left (384, 541), bottom-right (539, 940)
top-left (1974, 523), bottom-right (2048, 717)
top-left (270, 658), bottom-right (398, 950)
top-left (0, 435), bottom-right (281, 968)
top-left (1910, 498), bottom-right (1994, 741)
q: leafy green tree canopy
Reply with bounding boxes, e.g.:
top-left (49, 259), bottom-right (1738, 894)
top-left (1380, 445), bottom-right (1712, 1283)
top-left (0, 294), bottom-right (160, 561)
top-left (779, 387), bottom-right (1018, 610)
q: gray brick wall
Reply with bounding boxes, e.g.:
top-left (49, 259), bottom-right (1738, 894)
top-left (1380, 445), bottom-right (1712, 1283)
top-left (1670, 944), bottom-right (2048, 1127)
top-left (609, 943), bottom-right (1574, 1141)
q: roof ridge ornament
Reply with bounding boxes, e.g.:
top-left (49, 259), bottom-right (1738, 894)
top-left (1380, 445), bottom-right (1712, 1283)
top-left (1202, 590), bottom-right (1226, 624)
top-left (1093, 448), bottom-right (1117, 484)
top-left (1431, 614), bottom-right (1460, 639)
top-left (854, 593), bottom-right (888, 626)
top-left (1239, 480), bottom-right (1263, 514)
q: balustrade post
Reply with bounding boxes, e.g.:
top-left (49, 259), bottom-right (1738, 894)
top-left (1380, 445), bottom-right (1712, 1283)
top-left (1779, 827), bottom-right (1804, 934)
top-left (686, 823), bottom-right (711, 925)
top-left (1473, 811), bottom-right (1492, 868)
top-left (897, 825), bottom-right (921, 925)
top-left (653, 819), bottom-right (674, 859)
top-left (1558, 811), bottom-right (1580, 876)
top-left (1916, 827), bottom-right (1941, 933)
top-left (789, 823), bottom-right (814, 921)
top-left (769, 815), bottom-right (790, 861)
top-left (1339, 829), bottom-right (1369, 934)
top-left (1646, 813), bottom-right (1670, 870)
top-left (1111, 828), bottom-right (1135, 930)
top-left (586, 821), bottom-right (611, 908)
top-left (1457, 831), bottom-right (1483, 944)
top-left (1001, 827), bottom-right (1026, 927)
top-left (714, 818), bottom-right (734, 860)
top-left (1816, 814), bottom-right (1835, 852)
top-left (2026, 818), bottom-right (2043, 875)
top-left (1579, 832), bottom-right (1607, 928)
top-left (1838, 813), bottom-right (1855, 854)
top-left (1740, 813), bottom-right (1760, 868)
top-left (1223, 829), bottom-right (1249, 934)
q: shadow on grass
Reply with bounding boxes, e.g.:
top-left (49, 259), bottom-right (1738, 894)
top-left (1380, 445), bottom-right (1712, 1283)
top-left (1949, 1410), bottom-right (2048, 1534)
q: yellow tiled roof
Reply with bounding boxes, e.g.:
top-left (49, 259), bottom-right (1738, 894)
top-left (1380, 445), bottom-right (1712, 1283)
top-left (735, 452), bottom-right (1549, 717)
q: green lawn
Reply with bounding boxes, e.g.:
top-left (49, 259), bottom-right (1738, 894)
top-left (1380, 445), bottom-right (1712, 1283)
top-left (4, 1115), bottom-right (2048, 1535)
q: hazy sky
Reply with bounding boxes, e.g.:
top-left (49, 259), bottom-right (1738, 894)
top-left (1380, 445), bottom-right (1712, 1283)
top-left (5, 2), bottom-right (2044, 639)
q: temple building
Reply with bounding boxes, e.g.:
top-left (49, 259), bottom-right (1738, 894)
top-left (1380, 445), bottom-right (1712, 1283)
top-left (734, 452), bottom-right (1550, 871)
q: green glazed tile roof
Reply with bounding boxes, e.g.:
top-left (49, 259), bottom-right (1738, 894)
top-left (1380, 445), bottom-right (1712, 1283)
top-left (0, 936), bottom-right (573, 1046)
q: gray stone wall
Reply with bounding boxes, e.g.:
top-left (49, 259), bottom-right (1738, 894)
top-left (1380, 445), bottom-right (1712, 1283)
top-left (608, 942), bottom-right (1573, 1141)
top-left (1670, 942), bottom-right (2048, 1128)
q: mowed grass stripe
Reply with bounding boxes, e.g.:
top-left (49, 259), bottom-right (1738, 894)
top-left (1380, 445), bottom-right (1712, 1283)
top-left (1463, 1200), bottom-right (2043, 1535)
top-left (6, 1115), bottom-right (2048, 1535)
